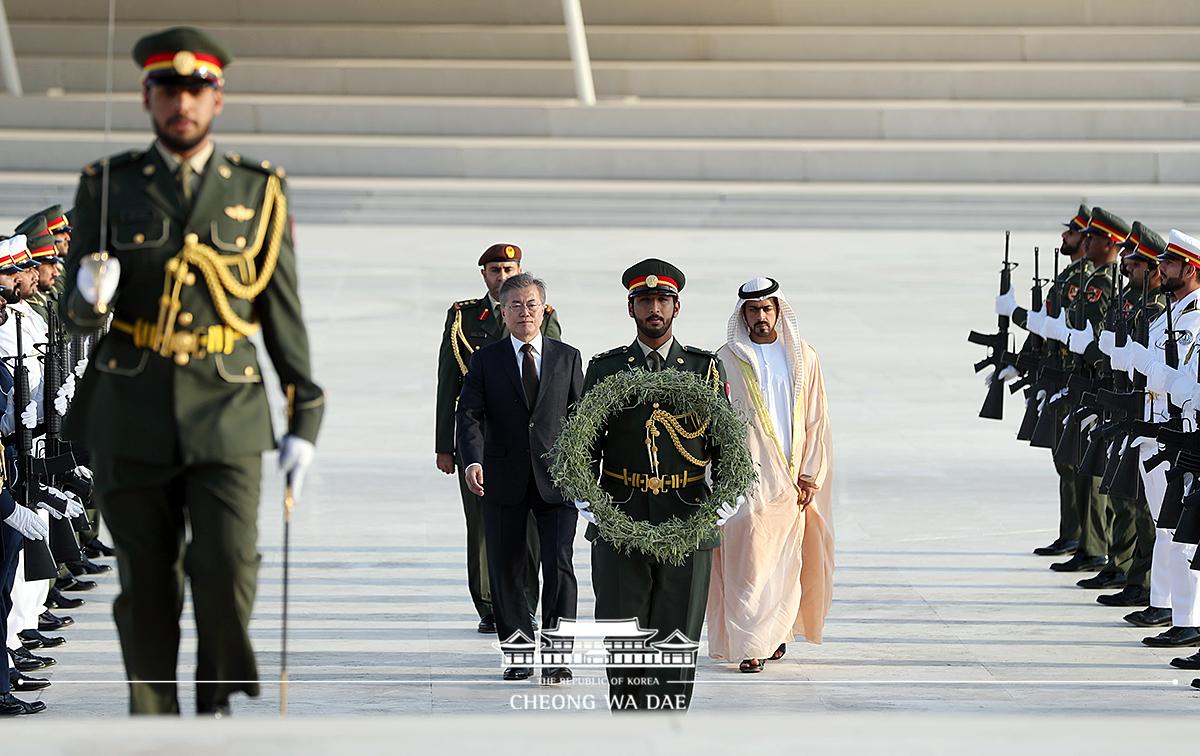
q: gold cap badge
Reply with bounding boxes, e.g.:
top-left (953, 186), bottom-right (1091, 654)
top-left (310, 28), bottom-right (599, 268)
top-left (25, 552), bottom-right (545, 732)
top-left (504, 245), bottom-right (516, 259)
top-left (173, 51), bottom-right (197, 76)
top-left (645, 275), bottom-right (659, 288)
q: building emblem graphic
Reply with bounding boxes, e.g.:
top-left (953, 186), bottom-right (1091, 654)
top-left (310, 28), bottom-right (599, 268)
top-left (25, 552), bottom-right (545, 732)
top-left (495, 618), bottom-right (699, 670)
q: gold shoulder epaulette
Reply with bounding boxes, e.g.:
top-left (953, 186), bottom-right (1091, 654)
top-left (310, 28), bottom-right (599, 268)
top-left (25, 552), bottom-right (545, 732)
top-left (82, 149), bottom-right (143, 177)
top-left (682, 344), bottom-right (715, 357)
top-left (591, 345), bottom-right (627, 361)
top-left (226, 151), bottom-right (285, 178)
top-left (452, 298), bottom-right (480, 311)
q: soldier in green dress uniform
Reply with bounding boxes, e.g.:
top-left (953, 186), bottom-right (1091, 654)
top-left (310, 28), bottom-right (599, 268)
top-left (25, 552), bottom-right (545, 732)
top-left (1048, 208), bottom-right (1128, 576)
top-left (58, 26), bottom-right (324, 715)
top-left (434, 244), bottom-right (559, 632)
top-left (581, 259), bottom-right (729, 713)
top-left (1094, 223), bottom-right (1169, 607)
top-left (13, 214), bottom-right (63, 324)
top-left (1007, 205), bottom-right (1092, 557)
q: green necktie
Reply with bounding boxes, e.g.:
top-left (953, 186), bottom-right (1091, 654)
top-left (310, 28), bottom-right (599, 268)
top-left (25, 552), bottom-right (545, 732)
top-left (648, 351), bottom-right (663, 372)
top-left (177, 161), bottom-right (194, 203)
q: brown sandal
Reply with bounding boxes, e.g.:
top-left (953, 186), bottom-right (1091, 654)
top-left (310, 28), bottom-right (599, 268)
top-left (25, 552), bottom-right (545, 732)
top-left (770, 643), bottom-right (786, 661)
top-left (739, 658), bottom-right (764, 673)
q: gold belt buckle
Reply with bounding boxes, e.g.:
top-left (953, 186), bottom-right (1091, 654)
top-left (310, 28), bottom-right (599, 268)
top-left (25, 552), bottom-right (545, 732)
top-left (646, 475), bottom-right (663, 495)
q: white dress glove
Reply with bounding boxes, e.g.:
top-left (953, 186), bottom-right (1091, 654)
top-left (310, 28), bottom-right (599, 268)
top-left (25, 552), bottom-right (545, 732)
top-left (716, 495), bottom-right (746, 526)
top-left (278, 435), bottom-right (316, 502)
top-left (74, 358), bottom-right (87, 378)
top-left (1110, 342), bottom-right (1133, 372)
top-left (1126, 341), bottom-right (1155, 375)
top-left (1043, 311), bottom-right (1070, 343)
top-left (76, 255), bottom-right (121, 306)
top-left (20, 400), bottom-right (36, 428)
top-left (1066, 325), bottom-right (1093, 355)
top-left (54, 383), bottom-right (70, 416)
top-left (1147, 362), bottom-right (1184, 395)
top-left (1026, 309), bottom-right (1047, 337)
top-left (4, 506), bottom-right (48, 540)
top-left (985, 365), bottom-right (1019, 387)
top-left (73, 465), bottom-right (93, 481)
top-left (1169, 373), bottom-right (1200, 406)
top-left (995, 288), bottom-right (1018, 318)
top-left (574, 499), bottom-right (596, 525)
top-left (1097, 330), bottom-right (1117, 356)
top-left (36, 485), bottom-right (84, 519)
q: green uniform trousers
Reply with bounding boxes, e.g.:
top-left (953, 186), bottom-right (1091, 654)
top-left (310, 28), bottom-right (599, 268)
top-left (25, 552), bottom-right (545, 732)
top-left (1125, 489), bottom-right (1156, 590)
top-left (1107, 492), bottom-right (1139, 575)
top-left (457, 467), bottom-right (539, 620)
top-left (1070, 471), bottom-right (1110, 558)
top-left (592, 538), bottom-right (711, 713)
top-left (1055, 460), bottom-right (1082, 544)
top-left (94, 452), bottom-right (262, 715)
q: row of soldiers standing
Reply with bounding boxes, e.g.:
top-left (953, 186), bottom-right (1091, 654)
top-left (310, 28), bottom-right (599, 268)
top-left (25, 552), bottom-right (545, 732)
top-left (0, 205), bottom-right (114, 715)
top-left (976, 204), bottom-right (1200, 689)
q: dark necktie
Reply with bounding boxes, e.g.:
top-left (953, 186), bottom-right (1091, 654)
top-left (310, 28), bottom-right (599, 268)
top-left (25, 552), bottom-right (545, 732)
top-left (648, 351), bottom-right (663, 372)
top-left (521, 343), bottom-right (539, 407)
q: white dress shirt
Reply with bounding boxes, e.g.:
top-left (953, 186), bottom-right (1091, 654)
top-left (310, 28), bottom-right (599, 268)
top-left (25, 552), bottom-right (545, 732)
top-left (0, 301), bottom-right (47, 432)
top-left (511, 332), bottom-right (543, 379)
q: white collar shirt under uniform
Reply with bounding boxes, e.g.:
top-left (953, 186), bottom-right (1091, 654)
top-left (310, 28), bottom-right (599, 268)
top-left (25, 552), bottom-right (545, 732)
top-left (155, 139), bottom-right (214, 197)
top-left (751, 337), bottom-right (795, 461)
top-left (637, 337), bottom-right (675, 365)
top-left (511, 332), bottom-right (543, 379)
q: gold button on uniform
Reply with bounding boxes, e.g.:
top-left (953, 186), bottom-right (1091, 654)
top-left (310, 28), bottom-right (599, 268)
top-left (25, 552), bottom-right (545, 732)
top-left (184, 233), bottom-right (199, 245)
top-left (243, 366), bottom-right (255, 377)
top-left (235, 236), bottom-right (246, 248)
top-left (185, 273), bottom-right (197, 286)
top-left (178, 312), bottom-right (193, 326)
top-left (107, 358), bottom-right (118, 369)
top-left (174, 353), bottom-right (190, 366)
top-left (133, 233), bottom-right (145, 244)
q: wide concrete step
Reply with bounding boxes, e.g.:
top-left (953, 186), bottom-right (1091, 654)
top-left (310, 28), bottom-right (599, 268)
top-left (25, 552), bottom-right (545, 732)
top-left (14, 21), bottom-right (1199, 62)
top-left (3, 172), bottom-right (1198, 230)
top-left (8, 94), bottom-right (1200, 141)
top-left (18, 57), bottom-right (1200, 99)
top-left (4, 129), bottom-right (1198, 183)
top-left (8, 0), bottom-right (1200, 26)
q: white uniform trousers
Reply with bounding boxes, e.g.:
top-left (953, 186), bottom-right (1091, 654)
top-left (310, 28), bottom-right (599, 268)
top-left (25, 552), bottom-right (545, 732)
top-left (1140, 448), bottom-right (1174, 609)
top-left (5, 510), bottom-right (52, 649)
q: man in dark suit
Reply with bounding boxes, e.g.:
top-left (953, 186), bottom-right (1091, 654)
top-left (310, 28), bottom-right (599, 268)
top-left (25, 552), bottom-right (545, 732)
top-left (456, 273), bottom-right (583, 683)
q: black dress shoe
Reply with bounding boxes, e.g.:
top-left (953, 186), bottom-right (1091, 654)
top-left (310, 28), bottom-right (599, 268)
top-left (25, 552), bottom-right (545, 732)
top-left (10, 646), bottom-right (55, 672)
top-left (477, 615), bottom-right (496, 634)
top-left (18, 635), bottom-right (43, 650)
top-left (1170, 650), bottom-right (1200, 670)
top-left (1034, 538), bottom-right (1079, 557)
top-left (1143, 626), bottom-right (1200, 648)
top-left (1050, 553), bottom-right (1108, 572)
top-left (83, 538), bottom-right (115, 558)
top-left (39, 611), bottom-right (74, 631)
top-left (44, 588), bottom-right (84, 610)
top-left (198, 702), bottom-right (231, 718)
top-left (541, 667), bottom-right (572, 685)
top-left (19, 630), bottom-right (65, 649)
top-left (1077, 570), bottom-right (1127, 589)
top-left (67, 557), bottom-right (112, 576)
top-left (10, 671), bottom-right (51, 692)
top-left (1097, 585), bottom-right (1150, 607)
top-left (1193, 678), bottom-right (1200, 690)
top-left (55, 576), bottom-right (97, 592)
top-left (0, 692), bottom-right (46, 716)
top-left (1124, 607), bottom-right (1173, 628)
top-left (503, 667), bottom-right (533, 681)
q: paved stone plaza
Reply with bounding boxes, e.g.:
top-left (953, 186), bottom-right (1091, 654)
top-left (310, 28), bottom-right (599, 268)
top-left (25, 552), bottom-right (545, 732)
top-left (18, 223), bottom-right (1200, 720)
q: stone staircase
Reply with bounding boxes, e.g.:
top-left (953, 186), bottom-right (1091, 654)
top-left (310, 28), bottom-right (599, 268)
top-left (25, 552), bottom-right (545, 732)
top-left (0, 0), bottom-right (1197, 227)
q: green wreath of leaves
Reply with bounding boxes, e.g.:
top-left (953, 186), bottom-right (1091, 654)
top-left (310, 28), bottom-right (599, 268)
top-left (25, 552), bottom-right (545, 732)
top-left (549, 367), bottom-right (757, 565)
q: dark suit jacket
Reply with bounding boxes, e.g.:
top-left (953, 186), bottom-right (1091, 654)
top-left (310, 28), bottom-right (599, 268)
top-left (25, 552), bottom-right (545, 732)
top-left (456, 336), bottom-right (583, 506)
